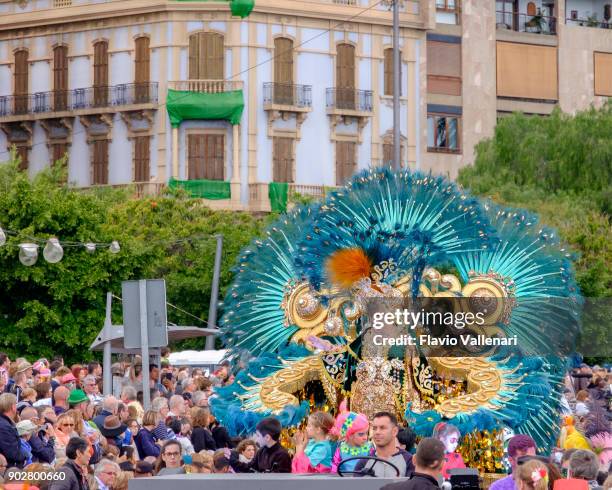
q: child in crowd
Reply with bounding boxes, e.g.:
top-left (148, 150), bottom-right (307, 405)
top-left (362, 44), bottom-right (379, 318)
top-left (433, 422), bottom-right (466, 479)
top-left (515, 459), bottom-right (549, 490)
top-left (292, 411), bottom-right (335, 473)
top-left (330, 401), bottom-right (372, 473)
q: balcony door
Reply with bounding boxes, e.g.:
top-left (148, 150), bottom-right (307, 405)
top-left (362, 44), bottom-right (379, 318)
top-left (53, 46), bottom-right (68, 111)
top-left (335, 140), bottom-right (356, 185)
top-left (336, 43), bottom-right (355, 110)
top-left (14, 50), bottom-right (29, 115)
top-left (93, 41), bottom-right (109, 106)
top-left (273, 37), bottom-right (294, 105)
top-left (188, 133), bottom-right (224, 181)
top-left (134, 37), bottom-right (150, 102)
top-left (189, 32), bottom-right (224, 87)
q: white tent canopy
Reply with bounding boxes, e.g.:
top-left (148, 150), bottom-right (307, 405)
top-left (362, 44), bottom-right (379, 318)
top-left (168, 349), bottom-right (229, 367)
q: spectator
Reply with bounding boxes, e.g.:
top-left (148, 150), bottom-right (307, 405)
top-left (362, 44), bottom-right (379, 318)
top-left (490, 435), bottom-right (537, 490)
top-left (191, 391), bottom-right (209, 409)
top-left (212, 450), bottom-right (231, 473)
top-left (0, 453), bottom-right (7, 481)
top-left (54, 412), bottom-right (78, 460)
top-left (20, 406), bottom-right (55, 464)
top-left (134, 410), bottom-right (160, 459)
top-left (82, 376), bottom-right (102, 404)
top-left (354, 412), bottom-right (414, 477)
top-left (576, 391), bottom-right (591, 417)
top-left (150, 397), bottom-right (172, 441)
top-left (155, 440), bottom-right (185, 476)
top-left (134, 461), bottom-right (153, 478)
top-left (53, 387), bottom-right (71, 416)
top-left (93, 459), bottom-right (119, 490)
top-left (60, 374), bottom-right (78, 392)
top-left (209, 412), bottom-right (233, 449)
top-left (0, 393), bottom-right (27, 468)
top-left (99, 416), bottom-right (128, 456)
top-left (49, 437), bottom-right (91, 490)
top-left (120, 386), bottom-right (143, 425)
top-left (398, 427), bottom-right (417, 454)
top-left (515, 459), bottom-right (549, 490)
top-left (381, 437), bottom-right (445, 490)
top-left (16, 420), bottom-right (38, 466)
top-left (34, 382), bottom-right (52, 408)
top-left (229, 417), bottom-right (291, 473)
top-left (235, 439), bottom-right (256, 466)
top-left (93, 397), bottom-right (119, 431)
top-left (168, 418), bottom-right (194, 455)
top-left (191, 408), bottom-right (216, 452)
top-left (87, 363), bottom-right (102, 380)
top-left (569, 450), bottom-right (602, 489)
top-left (167, 395), bottom-right (186, 418)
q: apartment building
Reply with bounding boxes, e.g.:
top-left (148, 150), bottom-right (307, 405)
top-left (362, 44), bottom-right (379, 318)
top-left (0, 0), bottom-right (433, 211)
top-left (0, 0), bottom-right (610, 212)
top-left (428, 0), bottom-right (612, 173)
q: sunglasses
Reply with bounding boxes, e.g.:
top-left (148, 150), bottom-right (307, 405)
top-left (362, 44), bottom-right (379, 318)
top-left (61, 423), bottom-right (75, 427)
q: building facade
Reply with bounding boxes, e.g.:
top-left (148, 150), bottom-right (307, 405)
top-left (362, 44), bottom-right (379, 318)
top-left (428, 0), bottom-right (612, 174)
top-left (0, 0), bottom-right (610, 212)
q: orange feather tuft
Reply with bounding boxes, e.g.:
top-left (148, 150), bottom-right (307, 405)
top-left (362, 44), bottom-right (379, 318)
top-left (326, 248), bottom-right (372, 289)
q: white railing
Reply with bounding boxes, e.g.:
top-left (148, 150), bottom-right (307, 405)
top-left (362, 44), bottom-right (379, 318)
top-left (289, 184), bottom-right (337, 199)
top-left (168, 80), bottom-right (243, 93)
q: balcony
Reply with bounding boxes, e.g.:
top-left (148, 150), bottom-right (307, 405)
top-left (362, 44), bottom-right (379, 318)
top-left (168, 80), bottom-right (243, 93)
top-left (0, 83), bottom-right (159, 121)
top-left (75, 182), bottom-right (167, 198)
top-left (263, 83), bottom-right (312, 112)
top-left (496, 11), bottom-right (557, 35)
top-left (326, 88), bottom-right (373, 116)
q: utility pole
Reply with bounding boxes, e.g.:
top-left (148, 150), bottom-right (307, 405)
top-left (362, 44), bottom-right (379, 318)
top-left (393, 0), bottom-right (401, 170)
top-left (206, 234), bottom-right (223, 350)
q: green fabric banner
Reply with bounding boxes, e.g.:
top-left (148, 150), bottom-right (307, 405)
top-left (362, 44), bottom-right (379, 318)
top-left (175, 0), bottom-right (254, 18)
top-left (169, 177), bottom-right (231, 200)
top-left (268, 182), bottom-right (288, 213)
top-left (166, 89), bottom-right (244, 127)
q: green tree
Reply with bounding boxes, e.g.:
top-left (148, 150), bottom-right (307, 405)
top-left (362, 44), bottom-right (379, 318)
top-left (0, 160), bottom-right (267, 363)
top-left (458, 104), bottom-right (612, 363)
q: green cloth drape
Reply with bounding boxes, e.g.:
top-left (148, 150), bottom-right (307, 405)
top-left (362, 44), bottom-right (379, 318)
top-left (169, 177), bottom-right (231, 200)
top-left (166, 89), bottom-right (244, 127)
top-left (268, 182), bottom-right (288, 213)
top-left (174, 0), bottom-right (254, 18)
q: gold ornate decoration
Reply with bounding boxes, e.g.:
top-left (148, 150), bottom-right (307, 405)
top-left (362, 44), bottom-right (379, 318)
top-left (352, 356), bottom-right (404, 419)
top-left (426, 357), bottom-right (514, 418)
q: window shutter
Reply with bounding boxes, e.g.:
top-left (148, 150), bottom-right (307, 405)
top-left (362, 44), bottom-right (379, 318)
top-left (206, 33), bottom-right (224, 80)
top-left (336, 141), bottom-right (356, 185)
top-left (213, 134), bottom-right (224, 180)
top-left (51, 143), bottom-right (67, 165)
top-left (273, 137), bottom-right (293, 183)
top-left (135, 37), bottom-right (150, 101)
top-left (337, 44), bottom-right (355, 109)
top-left (92, 140), bottom-right (109, 185)
top-left (274, 38), bottom-right (294, 104)
top-left (427, 41), bottom-right (461, 96)
top-left (14, 50), bottom-right (29, 114)
top-left (189, 34), bottom-right (200, 79)
top-left (93, 41), bottom-right (109, 106)
top-left (53, 46), bottom-right (68, 110)
top-left (188, 134), bottom-right (202, 180)
top-left (16, 145), bottom-right (29, 171)
top-left (134, 136), bottom-right (150, 182)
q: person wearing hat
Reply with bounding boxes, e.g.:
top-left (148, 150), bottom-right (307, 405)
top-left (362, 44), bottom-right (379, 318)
top-left (16, 419), bottom-right (38, 466)
top-left (99, 415), bottom-right (128, 456)
top-left (19, 406), bottom-right (55, 464)
top-left (68, 390), bottom-right (102, 466)
top-left (8, 361), bottom-right (32, 402)
top-left (0, 393), bottom-right (27, 468)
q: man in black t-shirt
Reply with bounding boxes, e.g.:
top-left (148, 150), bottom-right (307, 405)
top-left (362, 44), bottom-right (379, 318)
top-left (381, 438), bottom-right (446, 490)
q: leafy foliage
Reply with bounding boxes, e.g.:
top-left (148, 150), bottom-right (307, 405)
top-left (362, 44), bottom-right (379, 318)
top-left (458, 104), bottom-right (612, 363)
top-left (0, 160), bottom-right (267, 363)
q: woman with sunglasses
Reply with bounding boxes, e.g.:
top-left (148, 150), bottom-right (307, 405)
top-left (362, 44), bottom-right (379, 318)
top-left (54, 412), bottom-right (78, 460)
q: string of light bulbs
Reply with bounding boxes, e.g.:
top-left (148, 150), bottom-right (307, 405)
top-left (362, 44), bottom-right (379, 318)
top-left (0, 225), bottom-right (120, 266)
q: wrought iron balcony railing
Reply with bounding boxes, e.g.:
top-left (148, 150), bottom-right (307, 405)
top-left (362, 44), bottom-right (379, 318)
top-left (0, 82), bottom-right (158, 118)
top-left (168, 80), bottom-right (243, 93)
top-left (496, 11), bottom-right (557, 34)
top-left (326, 88), bottom-right (373, 112)
top-left (263, 83), bottom-right (312, 108)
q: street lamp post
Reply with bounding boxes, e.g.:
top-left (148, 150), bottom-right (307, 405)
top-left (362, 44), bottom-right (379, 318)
top-left (383, 0), bottom-right (402, 170)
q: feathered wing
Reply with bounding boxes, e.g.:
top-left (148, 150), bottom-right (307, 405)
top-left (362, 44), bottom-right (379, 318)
top-left (407, 203), bottom-right (581, 452)
top-left (296, 168), bottom-right (495, 294)
top-left (220, 205), bottom-right (319, 358)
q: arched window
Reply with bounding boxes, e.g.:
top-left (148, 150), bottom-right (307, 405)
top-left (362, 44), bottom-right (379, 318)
top-left (14, 49), bottom-right (29, 114)
top-left (384, 47), bottom-right (402, 96)
top-left (526, 2), bottom-right (536, 16)
top-left (93, 41), bottom-right (109, 106)
top-left (53, 46), bottom-right (68, 111)
top-left (188, 32), bottom-right (224, 80)
top-left (336, 43), bottom-right (355, 109)
top-left (273, 37), bottom-right (294, 104)
top-left (134, 37), bottom-right (150, 101)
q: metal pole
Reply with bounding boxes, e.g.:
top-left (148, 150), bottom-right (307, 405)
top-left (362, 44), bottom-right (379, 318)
top-left (206, 234), bottom-right (223, 350)
top-left (393, 0), bottom-right (401, 170)
top-left (103, 292), bottom-right (112, 396)
top-left (139, 280), bottom-right (151, 410)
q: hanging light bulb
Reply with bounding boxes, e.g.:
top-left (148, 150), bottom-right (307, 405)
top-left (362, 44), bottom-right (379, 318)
top-left (0, 227), bottom-right (6, 246)
top-left (109, 240), bottom-right (120, 254)
top-left (18, 243), bottom-right (39, 266)
top-left (84, 242), bottom-right (96, 253)
top-left (43, 237), bottom-right (63, 264)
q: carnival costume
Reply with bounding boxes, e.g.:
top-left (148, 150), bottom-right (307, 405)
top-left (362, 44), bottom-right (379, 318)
top-left (330, 401), bottom-right (372, 472)
top-left (211, 169), bottom-right (581, 465)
